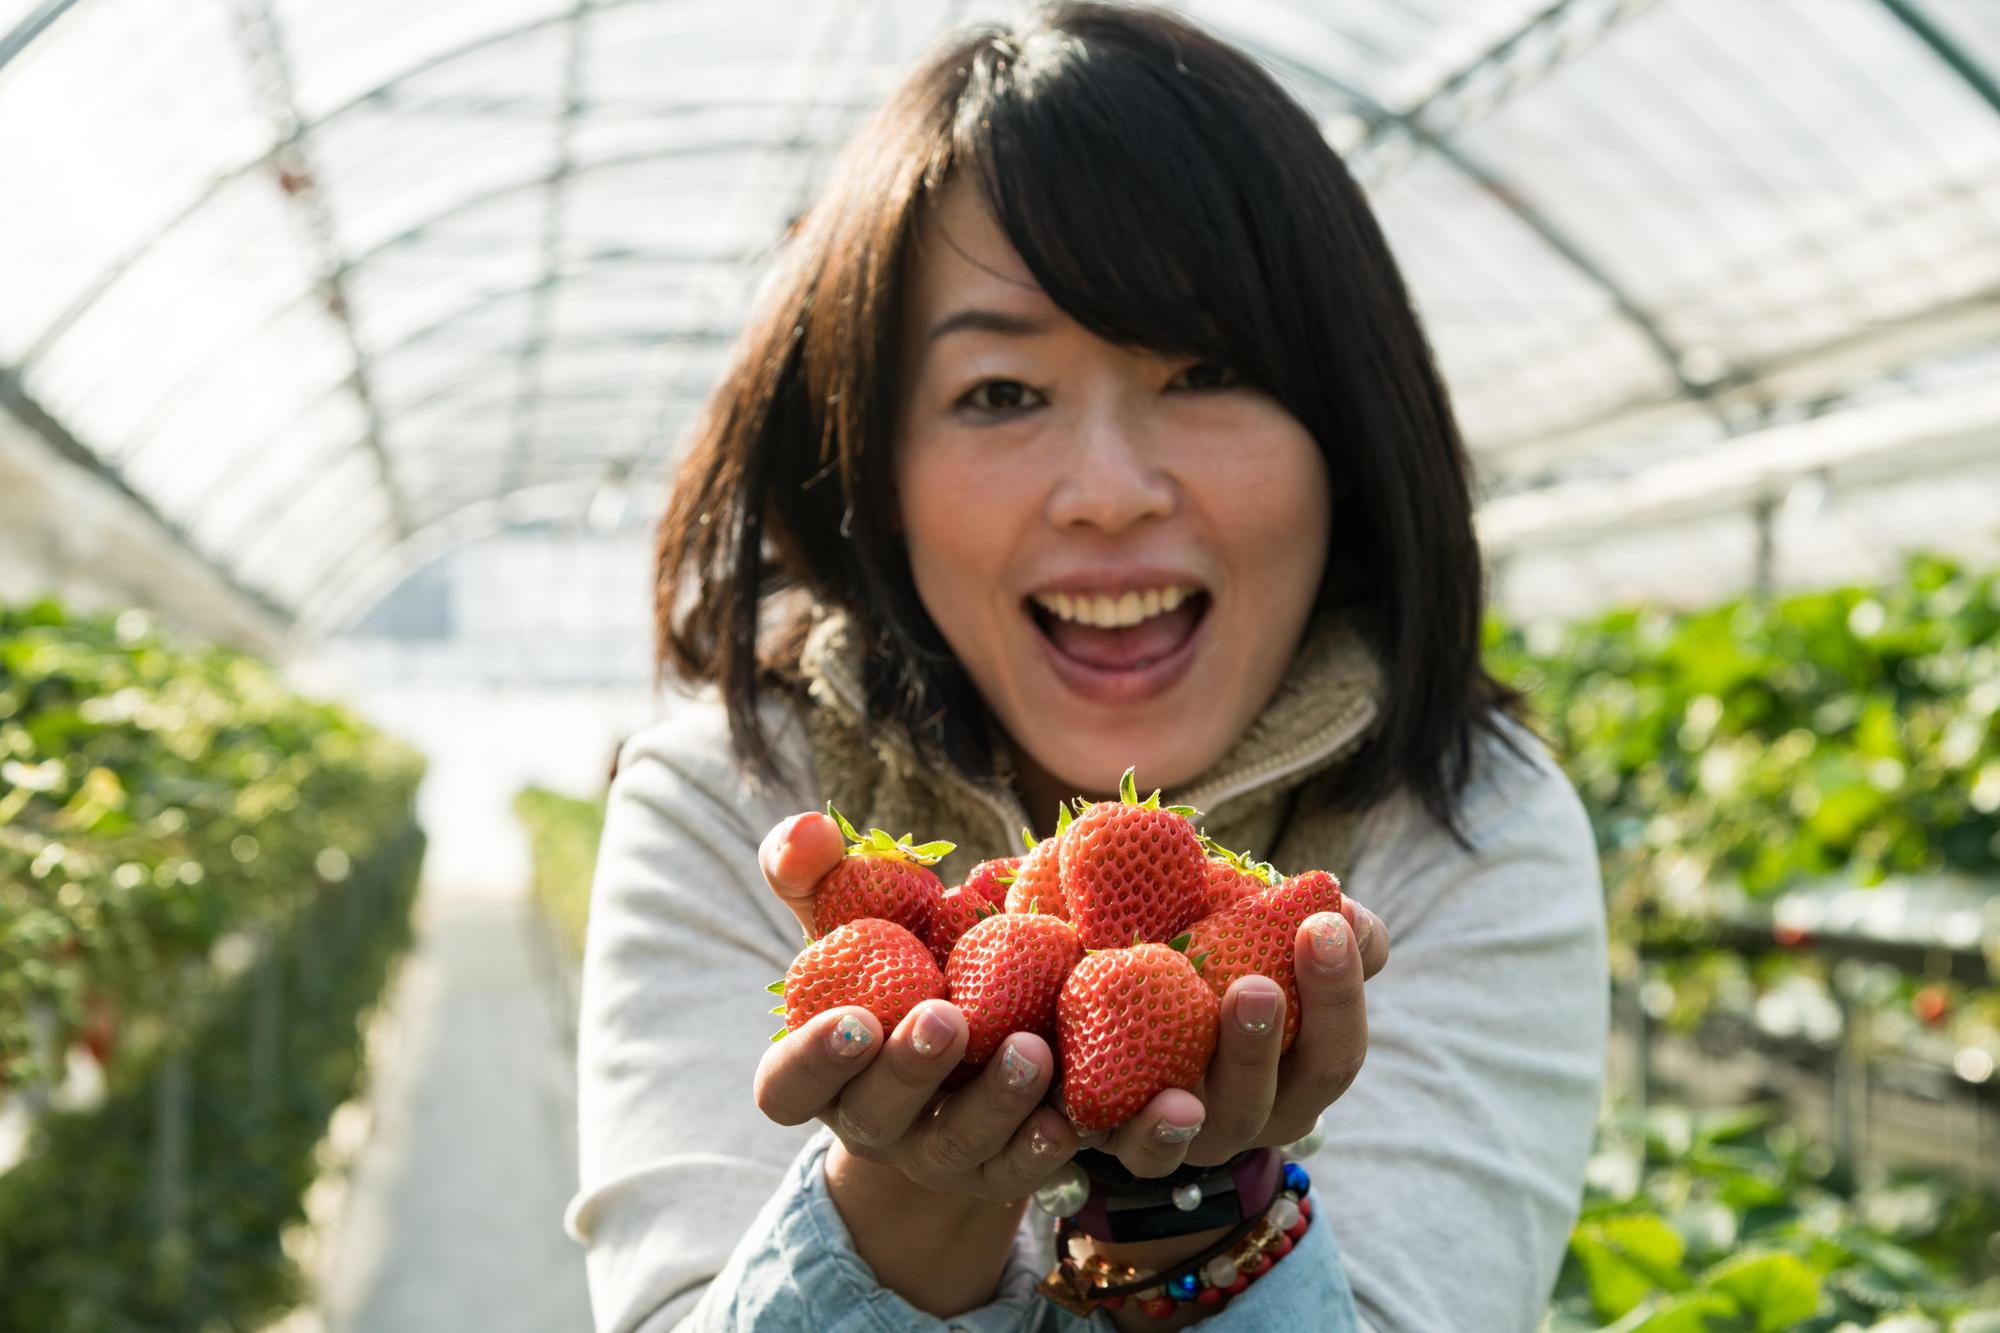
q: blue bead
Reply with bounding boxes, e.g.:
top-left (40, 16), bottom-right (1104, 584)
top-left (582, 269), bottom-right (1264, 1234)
top-left (1283, 1162), bottom-right (1311, 1194)
top-left (1169, 1273), bottom-right (1200, 1300)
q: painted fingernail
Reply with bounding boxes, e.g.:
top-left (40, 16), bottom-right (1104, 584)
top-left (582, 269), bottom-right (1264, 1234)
top-left (828, 1014), bottom-right (872, 1057)
top-left (911, 1006), bottom-right (953, 1058)
top-left (1308, 913), bottom-right (1349, 970)
top-left (1237, 986), bottom-right (1279, 1036)
top-left (1000, 1041), bottom-right (1041, 1090)
top-left (1153, 1118), bottom-right (1203, 1145)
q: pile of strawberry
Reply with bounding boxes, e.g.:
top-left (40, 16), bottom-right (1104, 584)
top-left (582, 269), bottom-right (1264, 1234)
top-left (769, 770), bottom-right (1343, 1133)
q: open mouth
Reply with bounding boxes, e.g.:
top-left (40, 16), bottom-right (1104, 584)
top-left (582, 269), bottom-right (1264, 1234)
top-left (1025, 588), bottom-right (1212, 673)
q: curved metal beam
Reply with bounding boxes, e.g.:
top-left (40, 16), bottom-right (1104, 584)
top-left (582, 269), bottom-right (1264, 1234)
top-left (1873, 0), bottom-right (2000, 118)
top-left (1237, 33), bottom-right (1728, 419)
top-left (0, 0), bottom-right (82, 74)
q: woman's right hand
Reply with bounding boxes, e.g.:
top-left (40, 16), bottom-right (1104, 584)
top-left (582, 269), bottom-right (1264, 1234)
top-left (752, 812), bottom-right (1084, 1203)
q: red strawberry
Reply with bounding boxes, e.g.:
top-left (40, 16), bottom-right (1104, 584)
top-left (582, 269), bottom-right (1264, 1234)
top-left (772, 918), bottom-right (946, 1038)
top-left (927, 885), bottom-right (1001, 970)
top-left (810, 806), bottom-right (953, 942)
top-left (1059, 769), bottom-right (1207, 948)
top-left (1004, 809), bottom-right (1072, 917)
top-left (1198, 839), bottom-right (1279, 916)
top-left (944, 912), bottom-right (1085, 1066)
top-left (961, 856), bottom-right (1022, 910)
top-left (1056, 942), bottom-right (1219, 1132)
top-left (1183, 869), bottom-right (1343, 1051)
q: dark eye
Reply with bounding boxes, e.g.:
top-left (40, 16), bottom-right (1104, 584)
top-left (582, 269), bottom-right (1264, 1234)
top-left (958, 379), bottom-right (1044, 414)
top-left (1172, 362), bottom-right (1239, 391)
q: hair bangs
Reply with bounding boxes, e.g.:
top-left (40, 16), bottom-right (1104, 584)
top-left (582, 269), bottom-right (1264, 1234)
top-left (947, 28), bottom-right (1282, 385)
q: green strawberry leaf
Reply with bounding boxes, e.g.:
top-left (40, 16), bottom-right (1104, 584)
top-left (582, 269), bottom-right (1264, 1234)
top-left (1165, 803), bottom-right (1200, 820)
top-left (1020, 825), bottom-right (1039, 851)
top-left (1167, 931), bottom-right (1193, 952)
top-left (768, 1003), bottom-right (786, 1015)
top-left (1699, 1252), bottom-right (1819, 1333)
top-left (1056, 804), bottom-right (1074, 834)
top-left (827, 802), bottom-right (865, 845)
top-left (994, 870), bottom-right (1017, 885)
top-left (975, 903), bottom-right (1001, 919)
top-left (769, 1028), bottom-right (789, 1042)
top-left (765, 979), bottom-right (786, 994)
top-left (904, 839), bottom-right (956, 862)
top-left (1119, 767), bottom-right (1139, 803)
top-left (1189, 949), bottom-right (1212, 973)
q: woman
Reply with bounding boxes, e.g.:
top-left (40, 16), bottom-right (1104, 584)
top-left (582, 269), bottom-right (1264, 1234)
top-left (564, 5), bottom-right (1608, 1330)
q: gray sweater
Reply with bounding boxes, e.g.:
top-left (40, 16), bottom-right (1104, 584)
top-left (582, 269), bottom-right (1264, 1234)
top-left (564, 689), bottom-right (1608, 1332)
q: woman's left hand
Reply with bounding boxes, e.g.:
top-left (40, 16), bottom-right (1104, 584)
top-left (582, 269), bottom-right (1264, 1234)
top-left (1082, 899), bottom-right (1390, 1176)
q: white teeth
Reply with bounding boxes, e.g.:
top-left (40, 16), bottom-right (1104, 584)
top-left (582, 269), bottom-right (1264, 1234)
top-left (1032, 584), bottom-right (1201, 629)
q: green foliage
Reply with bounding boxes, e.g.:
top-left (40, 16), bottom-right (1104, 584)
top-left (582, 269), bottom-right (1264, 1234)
top-left (1490, 554), bottom-right (2000, 916)
top-left (0, 598), bottom-right (427, 1331)
top-left (1, 600), bottom-right (426, 1087)
top-left (514, 786), bottom-right (605, 960)
top-left (1547, 1104), bottom-right (1999, 1331)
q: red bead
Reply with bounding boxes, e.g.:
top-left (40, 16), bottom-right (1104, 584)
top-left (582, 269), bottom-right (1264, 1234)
top-left (1226, 1276), bottom-right (1250, 1295)
top-left (1297, 1196), bottom-right (1313, 1220)
top-left (1100, 1296), bottom-right (1125, 1311)
top-left (1143, 1297), bottom-right (1176, 1319)
top-left (1272, 1232), bottom-right (1295, 1258)
top-left (1195, 1287), bottom-right (1224, 1307)
top-left (1245, 1254), bottom-right (1274, 1277)
top-left (1285, 1220), bottom-right (1309, 1242)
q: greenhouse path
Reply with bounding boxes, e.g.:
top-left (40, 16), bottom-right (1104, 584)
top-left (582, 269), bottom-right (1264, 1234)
top-left (317, 882), bottom-right (594, 1333)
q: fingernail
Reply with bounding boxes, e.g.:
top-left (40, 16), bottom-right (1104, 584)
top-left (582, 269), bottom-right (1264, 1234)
top-left (1153, 1118), bottom-right (1202, 1145)
top-left (1308, 913), bottom-right (1349, 970)
top-left (828, 1014), bottom-right (872, 1057)
top-left (1236, 986), bottom-right (1279, 1036)
top-left (1030, 1124), bottom-right (1059, 1156)
top-left (1000, 1041), bottom-right (1041, 1090)
top-left (1353, 910), bottom-right (1374, 953)
top-left (911, 1006), bottom-right (953, 1057)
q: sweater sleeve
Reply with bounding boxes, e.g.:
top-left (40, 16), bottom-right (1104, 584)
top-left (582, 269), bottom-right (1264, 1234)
top-left (1304, 715), bottom-right (1609, 1333)
top-left (562, 696), bottom-right (824, 1332)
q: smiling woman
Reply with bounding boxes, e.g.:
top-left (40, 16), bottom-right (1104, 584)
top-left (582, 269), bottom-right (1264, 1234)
top-left (570, 6), bottom-right (1608, 1333)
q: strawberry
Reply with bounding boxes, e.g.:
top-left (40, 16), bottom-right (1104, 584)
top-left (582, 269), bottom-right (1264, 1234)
top-left (1198, 839), bottom-right (1280, 916)
top-left (961, 856), bottom-right (1022, 910)
top-left (944, 912), bottom-right (1085, 1066)
top-left (1059, 769), bottom-right (1207, 948)
top-left (1183, 869), bottom-right (1343, 1051)
top-left (1056, 942), bottom-right (1218, 1132)
top-left (927, 884), bottom-right (1001, 971)
top-left (1004, 808), bottom-right (1072, 917)
top-left (770, 917), bottom-right (946, 1038)
top-left (810, 805), bottom-right (953, 942)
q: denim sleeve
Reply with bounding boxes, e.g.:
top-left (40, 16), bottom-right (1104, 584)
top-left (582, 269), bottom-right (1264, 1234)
top-left (677, 1125), bottom-right (1356, 1333)
top-left (676, 1126), bottom-right (1072, 1333)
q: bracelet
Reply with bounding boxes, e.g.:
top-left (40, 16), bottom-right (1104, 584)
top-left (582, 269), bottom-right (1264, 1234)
top-left (1036, 1161), bottom-right (1313, 1320)
top-left (1068, 1146), bottom-right (1281, 1242)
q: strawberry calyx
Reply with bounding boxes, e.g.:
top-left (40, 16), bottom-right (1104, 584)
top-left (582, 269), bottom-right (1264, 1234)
top-left (1199, 835), bottom-right (1280, 886)
top-left (1096, 766), bottom-right (1202, 821)
top-left (827, 803), bottom-right (954, 864)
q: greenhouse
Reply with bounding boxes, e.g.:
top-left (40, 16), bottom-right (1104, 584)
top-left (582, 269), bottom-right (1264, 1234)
top-left (1, 0), bottom-right (1996, 1329)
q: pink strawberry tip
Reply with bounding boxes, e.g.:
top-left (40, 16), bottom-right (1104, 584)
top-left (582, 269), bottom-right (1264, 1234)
top-left (825, 802), bottom-right (955, 864)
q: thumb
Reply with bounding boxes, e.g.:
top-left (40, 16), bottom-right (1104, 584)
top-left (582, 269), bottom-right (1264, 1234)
top-left (759, 811), bottom-right (845, 936)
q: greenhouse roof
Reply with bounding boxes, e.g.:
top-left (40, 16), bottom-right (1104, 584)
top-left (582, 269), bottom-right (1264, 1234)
top-left (2, 0), bottom-right (1997, 634)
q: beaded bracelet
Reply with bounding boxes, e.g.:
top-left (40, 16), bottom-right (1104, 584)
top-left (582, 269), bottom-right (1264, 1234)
top-left (1036, 1161), bottom-right (1313, 1320)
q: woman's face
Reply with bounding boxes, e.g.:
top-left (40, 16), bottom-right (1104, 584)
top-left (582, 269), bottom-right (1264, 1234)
top-left (892, 178), bottom-right (1331, 810)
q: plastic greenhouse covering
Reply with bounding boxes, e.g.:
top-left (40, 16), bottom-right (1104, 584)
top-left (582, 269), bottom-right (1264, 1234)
top-left (1, 0), bottom-right (1996, 635)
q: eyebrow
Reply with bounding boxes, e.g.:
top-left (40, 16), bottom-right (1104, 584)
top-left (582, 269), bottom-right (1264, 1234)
top-left (925, 308), bottom-right (1053, 344)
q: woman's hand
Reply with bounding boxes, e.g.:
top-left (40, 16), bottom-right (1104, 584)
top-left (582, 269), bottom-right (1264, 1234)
top-left (752, 812), bottom-right (1084, 1202)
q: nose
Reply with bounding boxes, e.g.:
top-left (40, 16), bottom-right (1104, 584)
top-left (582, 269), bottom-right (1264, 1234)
top-left (1044, 402), bottom-right (1178, 534)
